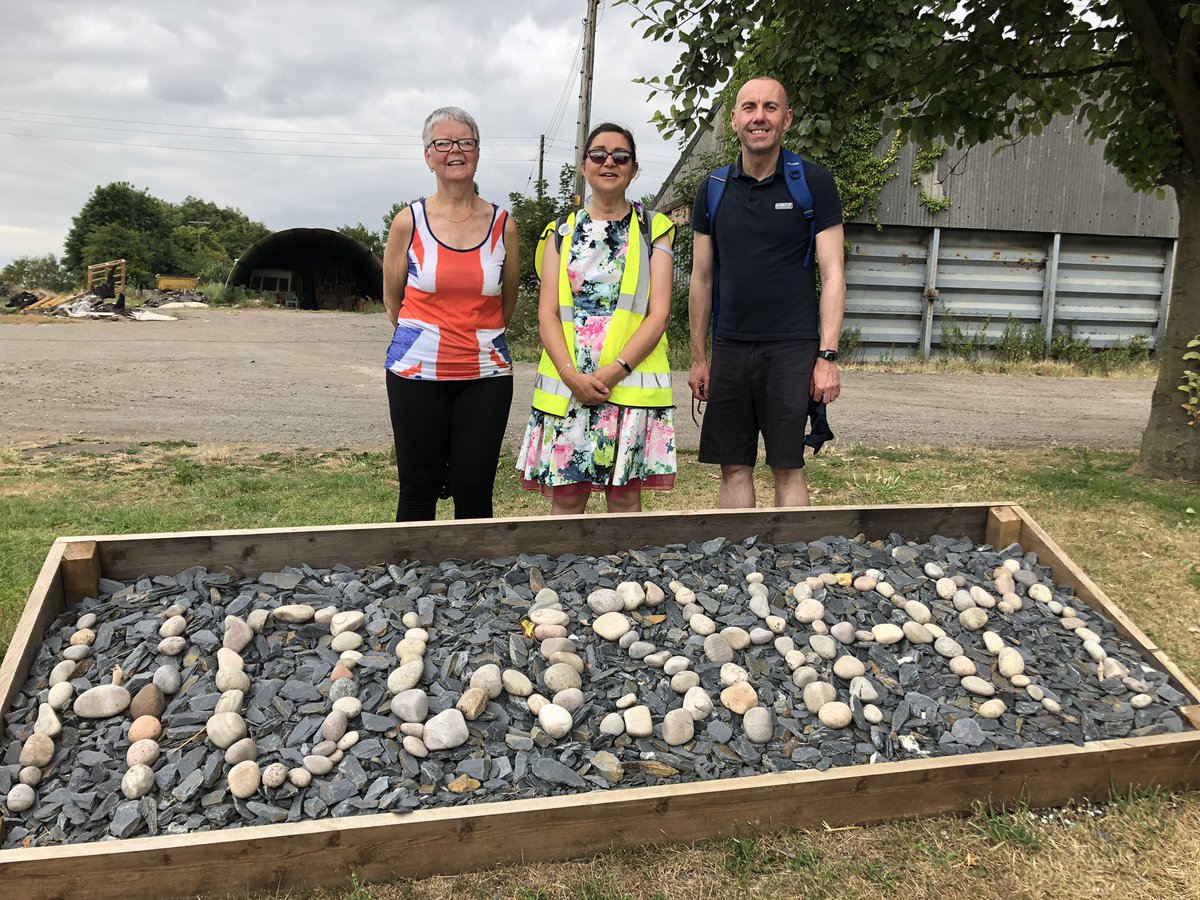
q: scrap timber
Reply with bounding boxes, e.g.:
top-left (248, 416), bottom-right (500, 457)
top-left (1, 502), bottom-right (1198, 899)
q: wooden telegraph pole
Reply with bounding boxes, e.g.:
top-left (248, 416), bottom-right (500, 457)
top-left (573, 0), bottom-right (600, 205)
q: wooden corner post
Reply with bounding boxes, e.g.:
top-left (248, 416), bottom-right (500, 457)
top-left (986, 505), bottom-right (1022, 549)
top-left (60, 540), bottom-right (100, 605)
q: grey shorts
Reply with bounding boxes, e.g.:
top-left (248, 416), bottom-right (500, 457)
top-left (697, 337), bottom-right (818, 469)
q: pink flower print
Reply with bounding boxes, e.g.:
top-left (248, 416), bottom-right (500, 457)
top-left (550, 438), bottom-right (574, 472)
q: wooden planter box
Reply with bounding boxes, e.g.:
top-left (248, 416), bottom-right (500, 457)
top-left (2, 503), bottom-right (1198, 899)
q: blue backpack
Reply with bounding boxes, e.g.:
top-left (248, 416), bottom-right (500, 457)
top-left (704, 147), bottom-right (815, 331)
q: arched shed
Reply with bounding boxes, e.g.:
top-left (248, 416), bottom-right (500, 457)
top-left (227, 228), bottom-right (382, 309)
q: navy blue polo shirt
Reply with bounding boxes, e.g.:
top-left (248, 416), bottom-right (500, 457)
top-left (692, 152), bottom-right (842, 341)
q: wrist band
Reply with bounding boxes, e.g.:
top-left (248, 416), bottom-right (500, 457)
top-left (616, 357), bottom-right (633, 374)
top-left (558, 360), bottom-right (575, 375)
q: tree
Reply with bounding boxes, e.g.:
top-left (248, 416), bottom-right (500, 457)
top-left (63, 182), bottom-right (172, 277)
top-left (81, 223), bottom-right (156, 288)
top-left (628, 0), bottom-right (1200, 481)
top-left (507, 166), bottom-right (576, 289)
top-left (337, 223), bottom-right (385, 258)
top-left (0, 254), bottom-right (75, 292)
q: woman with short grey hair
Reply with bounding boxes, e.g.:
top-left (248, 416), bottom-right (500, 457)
top-left (382, 107), bottom-right (519, 521)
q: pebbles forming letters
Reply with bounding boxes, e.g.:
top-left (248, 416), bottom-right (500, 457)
top-left (2, 533), bottom-right (1190, 847)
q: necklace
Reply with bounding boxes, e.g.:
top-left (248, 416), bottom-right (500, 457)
top-left (434, 199), bottom-right (475, 224)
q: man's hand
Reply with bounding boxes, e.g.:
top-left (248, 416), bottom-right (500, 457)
top-left (688, 359), bottom-right (710, 401)
top-left (811, 358), bottom-right (841, 403)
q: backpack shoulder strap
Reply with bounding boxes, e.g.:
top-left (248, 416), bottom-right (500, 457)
top-left (781, 149), bottom-right (818, 267)
top-left (704, 165), bottom-right (732, 233)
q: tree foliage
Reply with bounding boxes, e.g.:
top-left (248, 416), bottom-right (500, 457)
top-left (0, 253), bottom-right (74, 292)
top-left (507, 165), bottom-right (576, 289)
top-left (61, 182), bottom-right (271, 287)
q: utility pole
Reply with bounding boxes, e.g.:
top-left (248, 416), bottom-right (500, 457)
top-left (538, 134), bottom-right (546, 199)
top-left (188, 220), bottom-right (210, 257)
top-left (573, 0), bottom-right (600, 205)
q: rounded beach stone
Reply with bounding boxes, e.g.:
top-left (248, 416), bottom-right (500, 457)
top-left (832, 656), bottom-right (866, 680)
top-left (527, 694), bottom-right (549, 715)
top-left (321, 710), bottom-right (349, 742)
top-left (34, 703), bottom-right (62, 739)
top-left (765, 615), bottom-right (787, 634)
top-left (904, 600), bottom-right (932, 624)
top-left (158, 614), bottom-right (187, 638)
top-left (586, 588), bottom-right (624, 615)
top-left (272, 604), bottom-right (315, 623)
top-left (792, 582), bottom-right (813, 601)
top-left (216, 647), bottom-right (244, 672)
top-left (809, 634), bottom-right (838, 660)
top-left (671, 670), bottom-right (701, 693)
top-left (130, 684), bottom-right (166, 720)
top-left (818, 702), bottom-right (853, 729)
top-left (329, 677), bottom-right (357, 703)
top-left (997, 647), bottom-right (1025, 678)
top-left (70, 627), bottom-right (96, 646)
top-left (388, 660), bottom-right (425, 694)
top-left (330, 632), bottom-right (363, 652)
top-left (121, 765), bottom-right (155, 800)
top-left (662, 708), bottom-right (695, 746)
top-left (492, 669), bottom-right (531, 700)
top-left (20, 733), bottom-right (55, 767)
top-left (245, 608), bottom-right (269, 634)
top-left (215, 689), bottom-right (245, 714)
top-left (796, 598), bottom-right (825, 625)
top-left (538, 704), bottom-right (573, 739)
top-left (689, 613), bottom-right (716, 636)
top-left (391, 689), bottom-right (429, 723)
top-left (128, 715), bottom-right (162, 742)
top-left (470, 664), bottom-right (504, 699)
top-left (933, 636), bottom-right (963, 659)
top-left (533, 623), bottom-right (567, 640)
top-left (262, 762), bottom-right (288, 789)
top-left (935, 577), bottom-right (957, 600)
top-left (703, 633), bottom-right (734, 664)
top-left (49, 659), bottom-right (77, 687)
top-left (617, 581), bottom-right (646, 609)
top-left (47, 680), bottom-right (74, 710)
top-left (718, 663), bottom-right (749, 687)
top-left (304, 754), bottom-right (335, 775)
top-left (592, 611), bottom-right (631, 640)
top-left (73, 683), bottom-right (131, 719)
top-left (849, 675), bottom-right (879, 703)
top-left (978, 699), bottom-right (1007, 719)
top-left (337, 731), bottom-right (359, 751)
top-left (401, 735), bottom-right (429, 758)
top-left (153, 665), bottom-right (181, 695)
top-left (314, 605), bottom-right (338, 626)
top-left (7, 783), bottom-right (37, 813)
top-left (958, 608), bottom-right (989, 631)
top-left (902, 622), bottom-right (934, 644)
top-left (623, 705), bottom-right (653, 738)
top-left (749, 594), bottom-right (771, 619)
top-left (127, 738), bottom-right (160, 767)
top-left (553, 688), bottom-right (584, 712)
top-left (456, 687), bottom-right (489, 721)
top-left (224, 737), bottom-right (259, 765)
top-left (683, 686), bottom-right (713, 721)
top-left (542, 662), bottom-right (582, 693)
top-left (157, 636), bottom-right (187, 656)
top-left (720, 681), bottom-right (758, 715)
top-left (949, 655), bottom-right (977, 677)
top-left (395, 637), bottom-right (426, 660)
top-left (802, 681), bottom-right (837, 713)
top-left (872, 624), bottom-right (904, 645)
top-left (530, 607), bottom-right (569, 627)
top-left (423, 708), bottom-right (469, 751)
top-left (743, 706), bottom-right (775, 743)
top-left (289, 767), bottom-right (314, 787)
top-left (228, 760), bottom-right (261, 799)
top-left (19, 765), bottom-right (42, 787)
top-left (600, 712), bottom-right (626, 735)
top-left (215, 668), bottom-right (250, 693)
top-left (863, 704), bottom-right (884, 724)
top-left (1130, 693), bottom-right (1153, 709)
top-left (206, 712), bottom-right (248, 749)
top-left (663, 656), bottom-right (691, 676)
top-left (1082, 639), bottom-right (1107, 662)
top-left (1028, 583), bottom-right (1052, 603)
top-left (721, 626), bottom-right (751, 651)
top-left (330, 610), bottom-right (366, 636)
top-left (792, 665), bottom-right (819, 689)
top-left (830, 622), bottom-right (856, 644)
top-left (982, 631), bottom-right (1005, 654)
top-left (222, 615), bottom-right (253, 652)
top-left (961, 675), bottom-right (996, 697)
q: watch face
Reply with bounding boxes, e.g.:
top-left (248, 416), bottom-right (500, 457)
top-left (818, 349), bottom-right (838, 361)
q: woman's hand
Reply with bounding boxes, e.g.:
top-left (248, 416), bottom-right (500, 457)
top-left (594, 361), bottom-right (626, 391)
top-left (564, 368), bottom-right (612, 405)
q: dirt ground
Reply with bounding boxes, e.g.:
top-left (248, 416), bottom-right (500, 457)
top-left (0, 308), bottom-right (1152, 453)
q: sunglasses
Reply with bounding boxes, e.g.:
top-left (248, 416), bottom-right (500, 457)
top-left (427, 138), bottom-right (479, 152)
top-left (585, 148), bottom-right (633, 166)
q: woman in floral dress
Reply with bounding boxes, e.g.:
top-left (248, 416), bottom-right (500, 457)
top-left (518, 123), bottom-right (676, 514)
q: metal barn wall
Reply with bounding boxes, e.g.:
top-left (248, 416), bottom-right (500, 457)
top-left (844, 224), bottom-right (1175, 360)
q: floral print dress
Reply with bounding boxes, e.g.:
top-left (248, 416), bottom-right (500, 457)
top-left (519, 210), bottom-right (676, 498)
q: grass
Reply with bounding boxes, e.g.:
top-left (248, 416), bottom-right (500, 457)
top-left (1, 441), bottom-right (1198, 899)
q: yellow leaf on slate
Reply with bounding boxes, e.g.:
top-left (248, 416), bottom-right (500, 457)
top-left (641, 614), bottom-right (666, 625)
top-left (520, 618), bottom-right (535, 638)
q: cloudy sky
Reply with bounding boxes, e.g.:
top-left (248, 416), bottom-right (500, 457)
top-left (0, 1), bottom-right (696, 267)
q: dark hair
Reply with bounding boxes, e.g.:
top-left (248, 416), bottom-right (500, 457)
top-left (584, 122), bottom-right (637, 165)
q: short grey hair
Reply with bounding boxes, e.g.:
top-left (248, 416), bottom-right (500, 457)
top-left (422, 107), bottom-right (480, 146)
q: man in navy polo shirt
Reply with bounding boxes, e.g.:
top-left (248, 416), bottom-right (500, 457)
top-left (688, 77), bottom-right (845, 508)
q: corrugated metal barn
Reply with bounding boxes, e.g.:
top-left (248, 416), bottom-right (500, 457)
top-left (657, 113), bottom-right (1180, 359)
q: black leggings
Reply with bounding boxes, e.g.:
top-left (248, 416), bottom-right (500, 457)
top-left (386, 372), bottom-right (513, 521)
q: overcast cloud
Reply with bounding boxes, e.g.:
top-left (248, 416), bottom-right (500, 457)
top-left (0, 0), bottom-right (693, 267)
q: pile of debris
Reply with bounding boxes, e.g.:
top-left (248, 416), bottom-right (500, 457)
top-left (4, 290), bottom-right (43, 310)
top-left (144, 288), bottom-right (208, 309)
top-left (49, 293), bottom-right (178, 321)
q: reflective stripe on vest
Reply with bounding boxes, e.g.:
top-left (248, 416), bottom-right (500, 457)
top-left (531, 208), bottom-right (673, 416)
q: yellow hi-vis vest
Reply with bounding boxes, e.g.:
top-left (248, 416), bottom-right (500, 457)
top-left (531, 207), bottom-right (675, 416)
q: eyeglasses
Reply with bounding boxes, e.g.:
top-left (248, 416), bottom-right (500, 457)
top-left (585, 148), bottom-right (633, 165)
top-left (427, 138), bottom-right (479, 152)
